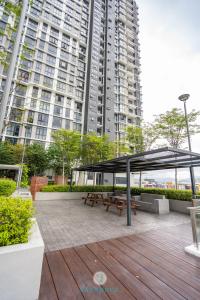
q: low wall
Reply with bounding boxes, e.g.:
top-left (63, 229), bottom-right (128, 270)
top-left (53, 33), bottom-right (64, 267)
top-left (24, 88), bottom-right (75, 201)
top-left (169, 199), bottom-right (192, 215)
top-left (35, 192), bottom-right (109, 201)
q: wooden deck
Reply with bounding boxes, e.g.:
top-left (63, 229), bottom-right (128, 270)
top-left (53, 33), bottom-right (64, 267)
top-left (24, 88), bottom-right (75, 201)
top-left (39, 223), bottom-right (200, 300)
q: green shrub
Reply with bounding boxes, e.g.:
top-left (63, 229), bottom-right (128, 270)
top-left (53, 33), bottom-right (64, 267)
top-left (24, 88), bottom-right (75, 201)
top-left (130, 187), bottom-right (193, 201)
top-left (0, 197), bottom-right (34, 246)
top-left (40, 184), bottom-right (198, 201)
top-left (0, 179), bottom-right (16, 196)
top-left (41, 185), bottom-right (125, 193)
top-left (20, 164), bottom-right (29, 188)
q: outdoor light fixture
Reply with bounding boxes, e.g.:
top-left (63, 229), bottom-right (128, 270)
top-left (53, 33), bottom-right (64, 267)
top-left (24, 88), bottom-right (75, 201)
top-left (178, 93), bottom-right (196, 196)
top-left (178, 93), bottom-right (190, 102)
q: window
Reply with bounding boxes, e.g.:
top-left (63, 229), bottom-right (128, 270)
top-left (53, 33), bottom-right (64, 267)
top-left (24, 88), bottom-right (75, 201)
top-left (35, 126), bottom-right (47, 140)
top-left (30, 99), bottom-right (37, 108)
top-left (54, 105), bottom-right (63, 116)
top-left (25, 125), bottom-right (32, 138)
top-left (46, 54), bottom-right (56, 65)
top-left (48, 44), bottom-right (57, 55)
top-left (13, 97), bottom-right (25, 108)
top-left (52, 116), bottom-right (62, 128)
top-left (6, 123), bottom-right (20, 136)
top-left (39, 39), bottom-right (45, 49)
top-left (32, 86), bottom-right (39, 97)
top-left (37, 113), bottom-right (49, 126)
top-left (27, 110), bottom-right (34, 123)
top-left (58, 70), bottom-right (67, 81)
top-left (45, 65), bottom-right (55, 77)
top-left (73, 123), bottom-right (81, 132)
top-left (35, 61), bottom-right (42, 72)
top-left (55, 94), bottom-right (64, 104)
top-left (26, 28), bottom-right (36, 38)
top-left (57, 81), bottom-right (66, 92)
top-left (60, 50), bottom-right (69, 60)
top-left (18, 70), bottom-right (29, 82)
top-left (28, 19), bottom-right (38, 30)
top-left (49, 36), bottom-right (58, 45)
top-left (41, 32), bottom-right (46, 40)
top-left (39, 101), bottom-right (50, 113)
top-left (42, 23), bottom-right (48, 32)
top-left (37, 50), bottom-right (43, 60)
top-left (43, 76), bottom-right (53, 87)
top-left (41, 90), bottom-right (51, 101)
top-left (50, 27), bottom-right (59, 37)
top-left (59, 60), bottom-right (68, 70)
top-left (25, 36), bottom-right (36, 48)
top-left (34, 72), bottom-right (40, 83)
top-left (65, 108), bottom-right (70, 118)
top-left (65, 119), bottom-right (70, 129)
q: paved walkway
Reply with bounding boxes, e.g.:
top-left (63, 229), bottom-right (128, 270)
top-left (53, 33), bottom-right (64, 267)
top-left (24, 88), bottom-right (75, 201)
top-left (39, 223), bottom-right (198, 300)
top-left (35, 199), bottom-right (190, 252)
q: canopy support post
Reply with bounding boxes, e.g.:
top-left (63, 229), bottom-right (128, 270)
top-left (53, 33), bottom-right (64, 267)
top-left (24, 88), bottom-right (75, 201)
top-left (190, 166), bottom-right (196, 198)
top-left (112, 173), bottom-right (115, 193)
top-left (126, 158), bottom-right (131, 226)
top-left (70, 170), bottom-right (73, 192)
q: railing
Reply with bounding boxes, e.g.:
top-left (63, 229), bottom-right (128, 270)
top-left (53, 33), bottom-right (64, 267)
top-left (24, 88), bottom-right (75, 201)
top-left (188, 206), bottom-right (200, 249)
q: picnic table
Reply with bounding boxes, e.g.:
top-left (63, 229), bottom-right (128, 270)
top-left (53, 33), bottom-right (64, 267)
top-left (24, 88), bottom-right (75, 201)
top-left (104, 195), bottom-right (140, 216)
top-left (82, 192), bottom-right (105, 207)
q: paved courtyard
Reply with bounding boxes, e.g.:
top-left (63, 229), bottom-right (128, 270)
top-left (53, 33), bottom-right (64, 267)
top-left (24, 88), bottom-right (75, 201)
top-left (35, 199), bottom-right (191, 252)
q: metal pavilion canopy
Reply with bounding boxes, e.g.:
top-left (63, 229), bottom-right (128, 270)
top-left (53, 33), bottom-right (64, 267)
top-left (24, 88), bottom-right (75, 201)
top-left (75, 147), bottom-right (200, 173)
top-left (74, 147), bottom-right (200, 226)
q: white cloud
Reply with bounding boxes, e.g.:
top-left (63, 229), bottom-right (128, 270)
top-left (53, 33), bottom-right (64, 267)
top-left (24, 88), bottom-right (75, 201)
top-left (138, 0), bottom-right (200, 152)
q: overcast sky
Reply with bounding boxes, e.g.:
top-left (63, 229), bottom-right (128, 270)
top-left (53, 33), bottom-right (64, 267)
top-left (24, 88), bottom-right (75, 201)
top-left (136, 0), bottom-right (200, 181)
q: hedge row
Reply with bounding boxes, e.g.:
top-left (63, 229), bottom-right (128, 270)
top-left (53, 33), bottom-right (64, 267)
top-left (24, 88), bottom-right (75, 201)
top-left (0, 179), bottom-right (16, 196)
top-left (0, 197), bottom-right (34, 246)
top-left (41, 185), bottom-right (199, 201)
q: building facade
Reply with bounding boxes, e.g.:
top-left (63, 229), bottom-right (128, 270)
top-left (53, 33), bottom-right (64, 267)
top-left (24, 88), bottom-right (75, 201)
top-left (0, 0), bottom-right (142, 146)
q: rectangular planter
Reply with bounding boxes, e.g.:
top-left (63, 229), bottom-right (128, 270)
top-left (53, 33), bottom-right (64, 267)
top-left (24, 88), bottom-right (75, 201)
top-left (0, 220), bottom-right (44, 300)
top-left (169, 199), bottom-right (192, 215)
top-left (35, 192), bottom-right (109, 201)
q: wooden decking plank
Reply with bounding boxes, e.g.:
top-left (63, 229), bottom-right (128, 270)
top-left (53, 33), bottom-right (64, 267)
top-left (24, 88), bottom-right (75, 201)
top-left (75, 244), bottom-right (134, 300)
top-left (137, 233), bottom-right (200, 269)
top-left (116, 237), bottom-right (200, 300)
top-left (127, 235), bottom-right (200, 278)
top-left (87, 242), bottom-right (160, 300)
top-left (125, 235), bottom-right (200, 292)
top-left (143, 230), bottom-right (192, 247)
top-left (99, 239), bottom-right (184, 300)
top-left (61, 247), bottom-right (109, 300)
top-left (46, 251), bottom-right (84, 300)
top-left (39, 255), bottom-right (58, 300)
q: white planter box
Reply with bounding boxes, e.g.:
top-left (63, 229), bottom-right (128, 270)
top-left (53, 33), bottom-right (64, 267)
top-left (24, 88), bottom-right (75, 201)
top-left (0, 220), bottom-right (44, 300)
top-left (36, 191), bottom-right (109, 201)
top-left (169, 199), bottom-right (192, 214)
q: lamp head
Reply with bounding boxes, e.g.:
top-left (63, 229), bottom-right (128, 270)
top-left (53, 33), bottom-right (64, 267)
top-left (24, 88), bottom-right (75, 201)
top-left (178, 94), bottom-right (190, 102)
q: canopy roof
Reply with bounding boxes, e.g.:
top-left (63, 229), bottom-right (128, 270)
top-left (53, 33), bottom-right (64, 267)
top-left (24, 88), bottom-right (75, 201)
top-left (0, 164), bottom-right (20, 170)
top-left (74, 147), bottom-right (200, 173)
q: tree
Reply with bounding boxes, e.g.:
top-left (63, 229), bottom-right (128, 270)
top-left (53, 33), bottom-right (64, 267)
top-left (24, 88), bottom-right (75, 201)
top-left (154, 108), bottom-right (200, 188)
top-left (126, 123), bottom-right (159, 154)
top-left (25, 143), bottom-right (49, 176)
top-left (81, 134), bottom-right (114, 165)
top-left (143, 122), bottom-right (159, 151)
top-left (126, 124), bottom-right (159, 187)
top-left (0, 142), bottom-right (23, 164)
top-left (126, 126), bottom-right (145, 154)
top-left (49, 129), bottom-right (81, 181)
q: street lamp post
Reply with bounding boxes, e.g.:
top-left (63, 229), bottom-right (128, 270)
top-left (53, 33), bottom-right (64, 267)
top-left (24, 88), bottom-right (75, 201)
top-left (178, 94), bottom-right (196, 197)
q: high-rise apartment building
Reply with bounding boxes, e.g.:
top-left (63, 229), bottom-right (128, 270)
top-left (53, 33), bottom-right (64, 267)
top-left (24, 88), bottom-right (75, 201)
top-left (0, 0), bottom-right (142, 146)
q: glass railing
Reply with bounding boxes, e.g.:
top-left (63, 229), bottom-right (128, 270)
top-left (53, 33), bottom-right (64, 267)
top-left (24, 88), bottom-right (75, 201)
top-left (188, 206), bottom-right (200, 249)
